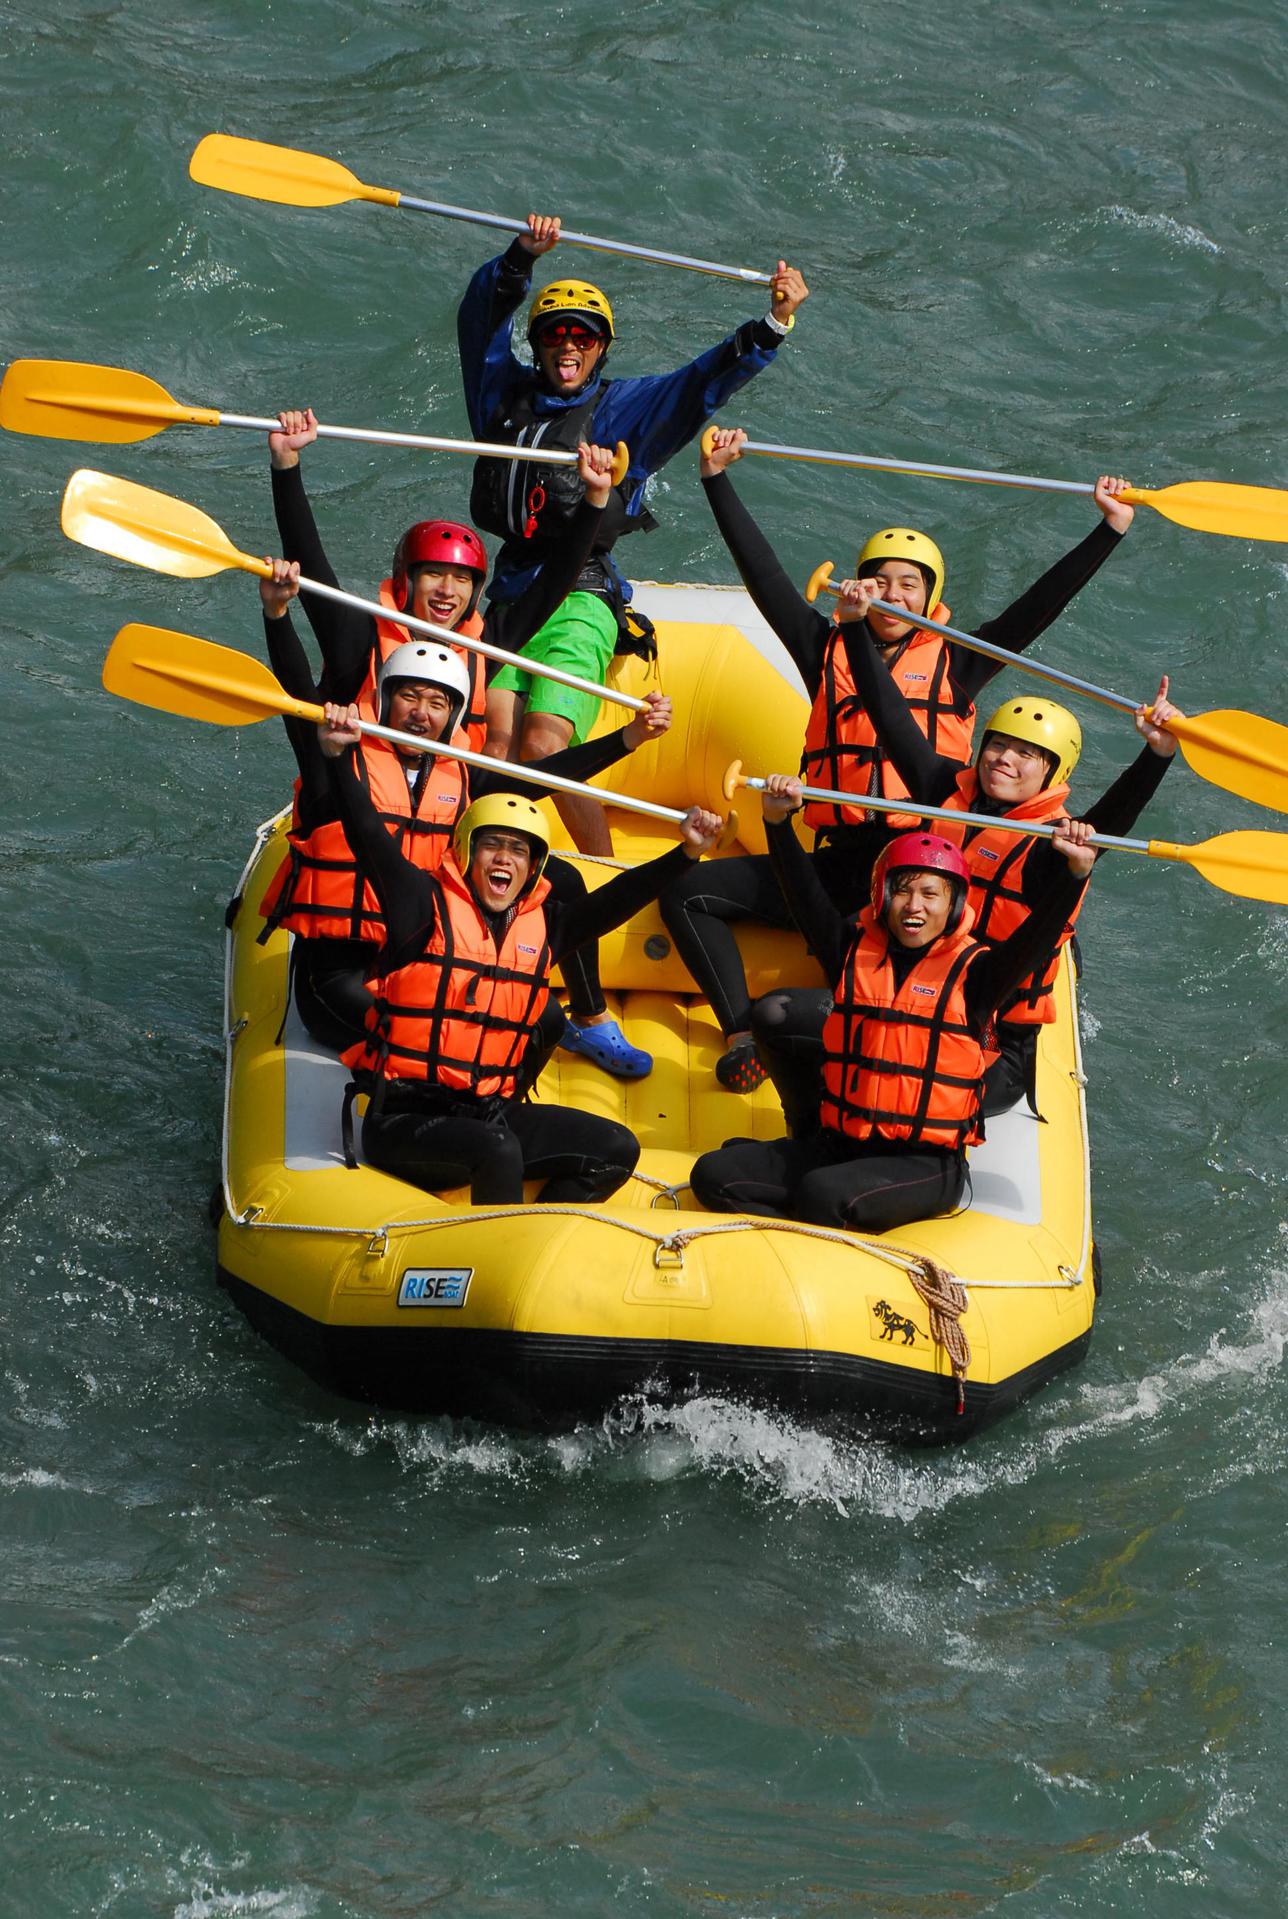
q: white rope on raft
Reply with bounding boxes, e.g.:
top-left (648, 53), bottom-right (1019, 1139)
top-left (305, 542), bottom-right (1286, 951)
top-left (217, 1192), bottom-right (1082, 1288)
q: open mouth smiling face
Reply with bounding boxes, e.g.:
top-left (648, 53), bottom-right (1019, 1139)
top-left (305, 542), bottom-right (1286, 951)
top-left (387, 682), bottom-right (454, 754)
top-left (410, 564), bottom-right (477, 629)
top-left (470, 830), bottom-right (534, 911)
top-left (887, 871), bottom-right (954, 949)
top-left (535, 321), bottom-right (606, 396)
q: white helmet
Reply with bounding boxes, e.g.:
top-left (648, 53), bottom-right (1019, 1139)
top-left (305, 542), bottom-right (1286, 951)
top-left (377, 642), bottom-right (472, 733)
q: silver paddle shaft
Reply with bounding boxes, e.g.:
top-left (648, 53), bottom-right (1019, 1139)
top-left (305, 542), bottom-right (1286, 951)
top-left (218, 412), bottom-right (585, 466)
top-left (354, 721), bottom-right (690, 828)
top-left (740, 436), bottom-right (1095, 495)
top-left (396, 196), bottom-right (773, 285)
top-left (862, 596), bottom-right (1138, 718)
top-left (292, 573), bottom-right (646, 714)
top-left (744, 779), bottom-right (1146, 855)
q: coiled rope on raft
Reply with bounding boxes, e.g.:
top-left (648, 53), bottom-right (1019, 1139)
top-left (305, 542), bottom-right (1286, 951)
top-left (908, 1256), bottom-right (971, 1412)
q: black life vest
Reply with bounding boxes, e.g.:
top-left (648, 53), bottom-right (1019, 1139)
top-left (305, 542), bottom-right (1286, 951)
top-left (469, 382), bottom-right (650, 556)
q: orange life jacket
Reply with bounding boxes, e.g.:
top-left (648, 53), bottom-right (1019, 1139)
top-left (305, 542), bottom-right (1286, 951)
top-left (800, 613), bottom-right (974, 833)
top-left (938, 769), bottom-right (1083, 1026)
top-left (357, 580), bottom-right (487, 752)
top-left (260, 735), bottom-right (469, 944)
top-left (819, 906), bottom-right (992, 1149)
top-left (344, 855), bottom-right (553, 1100)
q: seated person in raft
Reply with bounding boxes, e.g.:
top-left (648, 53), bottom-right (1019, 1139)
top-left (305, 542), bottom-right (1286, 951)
top-left (267, 415), bottom-right (655, 1080)
top-left (689, 782), bottom-right (1097, 1236)
top-left (753, 572), bottom-right (1183, 1132)
top-left (320, 698), bottom-right (727, 1208)
top-left (257, 447), bottom-right (671, 1069)
top-left (662, 426), bottom-right (1134, 1096)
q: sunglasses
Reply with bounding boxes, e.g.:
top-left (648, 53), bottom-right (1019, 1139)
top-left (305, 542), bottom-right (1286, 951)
top-left (536, 321), bottom-right (603, 349)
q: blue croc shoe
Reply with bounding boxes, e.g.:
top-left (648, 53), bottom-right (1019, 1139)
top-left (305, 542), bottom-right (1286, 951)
top-left (560, 1017), bottom-right (653, 1080)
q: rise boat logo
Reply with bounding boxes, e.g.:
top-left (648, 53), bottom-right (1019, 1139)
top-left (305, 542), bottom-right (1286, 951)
top-left (398, 1268), bottom-right (473, 1307)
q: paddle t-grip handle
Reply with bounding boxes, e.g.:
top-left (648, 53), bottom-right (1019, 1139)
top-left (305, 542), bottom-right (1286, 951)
top-left (722, 757), bottom-right (747, 802)
top-left (804, 561), bottom-right (835, 604)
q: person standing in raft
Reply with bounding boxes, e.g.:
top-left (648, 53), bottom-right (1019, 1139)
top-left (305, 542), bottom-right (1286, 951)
top-left (320, 701), bottom-right (727, 1206)
top-left (262, 434), bottom-right (665, 1077)
top-left (456, 214), bottom-right (808, 864)
top-left (689, 790), bottom-right (1097, 1234)
top-left (752, 570), bottom-right (1183, 1128)
top-left (662, 427), bottom-right (1135, 1095)
top-left (257, 505), bottom-right (673, 1061)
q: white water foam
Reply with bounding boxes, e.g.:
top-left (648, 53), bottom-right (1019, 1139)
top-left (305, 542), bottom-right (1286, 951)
top-left (306, 1264), bottom-right (1288, 1519)
top-left (174, 1890), bottom-right (316, 1919)
top-left (1099, 205), bottom-right (1221, 254)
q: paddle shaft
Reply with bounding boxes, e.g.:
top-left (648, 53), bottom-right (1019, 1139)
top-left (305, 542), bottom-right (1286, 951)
top-left (850, 592), bottom-right (1141, 719)
top-left (258, 568), bottom-right (646, 715)
top-left (394, 194), bottom-right (773, 285)
top-left (40, 390), bottom-right (591, 466)
top-left (734, 773), bottom-right (1148, 856)
top-left (730, 434), bottom-right (1105, 498)
top-left (315, 709), bottom-right (693, 828)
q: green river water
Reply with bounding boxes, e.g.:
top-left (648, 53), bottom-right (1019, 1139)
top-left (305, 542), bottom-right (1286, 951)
top-left (3, 2), bottom-right (1288, 1912)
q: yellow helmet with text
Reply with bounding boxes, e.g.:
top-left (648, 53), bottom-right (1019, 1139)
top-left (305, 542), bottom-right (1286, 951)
top-left (527, 278), bottom-right (616, 344)
top-left (856, 527), bottom-right (946, 618)
top-left (980, 697), bottom-right (1082, 788)
top-left (453, 793), bottom-right (551, 886)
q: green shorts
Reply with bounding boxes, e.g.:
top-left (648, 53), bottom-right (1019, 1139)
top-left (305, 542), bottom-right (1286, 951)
top-left (490, 591), bottom-right (618, 745)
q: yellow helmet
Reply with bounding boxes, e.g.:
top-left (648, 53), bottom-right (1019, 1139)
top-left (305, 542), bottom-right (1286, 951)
top-left (856, 527), bottom-right (946, 616)
top-left (452, 793), bottom-right (550, 885)
top-left (527, 279), bottom-right (615, 344)
top-left (980, 697), bottom-right (1082, 787)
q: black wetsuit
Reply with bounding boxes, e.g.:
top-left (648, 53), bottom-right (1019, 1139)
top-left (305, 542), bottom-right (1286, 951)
top-left (754, 624), bottom-right (1174, 1127)
top-left (690, 818), bottom-right (1088, 1233)
top-left (329, 747), bottom-right (695, 1206)
top-left (660, 471), bottom-right (1125, 1039)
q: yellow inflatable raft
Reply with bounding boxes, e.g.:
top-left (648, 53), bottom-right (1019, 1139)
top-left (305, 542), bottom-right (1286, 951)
top-left (215, 583), bottom-right (1097, 1441)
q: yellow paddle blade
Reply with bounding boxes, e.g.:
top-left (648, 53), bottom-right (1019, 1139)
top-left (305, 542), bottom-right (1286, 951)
top-left (1128, 480), bottom-right (1288, 544)
top-left (0, 358), bottom-right (218, 443)
top-left (61, 468), bottom-right (261, 580)
top-left (189, 134), bottom-right (399, 210)
top-left (1169, 709), bottom-right (1288, 816)
top-left (104, 625), bottom-right (320, 728)
top-left (1151, 831), bottom-right (1288, 907)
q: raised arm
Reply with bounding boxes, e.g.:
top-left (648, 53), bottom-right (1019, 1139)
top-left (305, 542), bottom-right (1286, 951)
top-left (269, 409), bottom-right (378, 698)
top-left (833, 578), bottom-right (963, 803)
top-left (701, 433), bottom-right (832, 685)
top-left (456, 238), bottom-right (538, 437)
top-left (761, 779), bottom-right (851, 981)
top-left (953, 477), bottom-right (1135, 703)
top-left (966, 826), bottom-right (1093, 1022)
top-left (322, 708), bottom-right (439, 966)
top-left (553, 808), bottom-right (726, 960)
top-left (490, 442), bottom-right (613, 648)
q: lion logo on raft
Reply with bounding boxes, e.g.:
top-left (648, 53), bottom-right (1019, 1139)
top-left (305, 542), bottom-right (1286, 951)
top-left (871, 1298), bottom-right (923, 1347)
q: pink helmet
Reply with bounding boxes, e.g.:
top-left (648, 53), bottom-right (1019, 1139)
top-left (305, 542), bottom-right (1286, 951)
top-left (871, 831), bottom-right (970, 932)
top-left (391, 520), bottom-right (488, 613)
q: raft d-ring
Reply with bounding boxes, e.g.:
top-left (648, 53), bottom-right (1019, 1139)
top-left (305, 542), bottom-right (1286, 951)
top-left (1071, 1070), bottom-right (1088, 1087)
top-left (227, 1016), bottom-right (248, 1041)
top-left (236, 1204), bottom-right (262, 1226)
top-left (652, 1239), bottom-right (686, 1272)
top-left (366, 1229), bottom-right (389, 1260)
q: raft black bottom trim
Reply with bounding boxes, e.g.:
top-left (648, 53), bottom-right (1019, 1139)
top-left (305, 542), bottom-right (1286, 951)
top-left (217, 1265), bottom-right (1091, 1445)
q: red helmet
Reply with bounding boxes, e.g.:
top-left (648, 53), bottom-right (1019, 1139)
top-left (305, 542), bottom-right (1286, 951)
top-left (391, 521), bottom-right (488, 613)
top-left (871, 832), bottom-right (971, 933)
